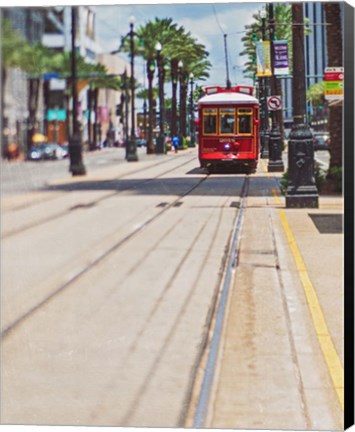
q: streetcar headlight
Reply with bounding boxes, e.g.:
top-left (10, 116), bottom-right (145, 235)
top-left (224, 144), bottom-right (230, 150)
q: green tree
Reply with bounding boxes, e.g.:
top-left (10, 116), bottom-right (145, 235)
top-left (20, 43), bottom-right (59, 150)
top-left (121, 18), bottom-right (210, 151)
top-left (1, 18), bottom-right (30, 154)
top-left (240, 4), bottom-right (309, 142)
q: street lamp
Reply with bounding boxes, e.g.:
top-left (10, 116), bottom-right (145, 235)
top-left (125, 15), bottom-right (139, 162)
top-left (286, 3), bottom-right (318, 208)
top-left (69, 6), bottom-right (86, 175)
top-left (267, 3), bottom-right (284, 172)
top-left (170, 58), bottom-right (179, 138)
top-left (258, 8), bottom-right (270, 159)
top-left (155, 41), bottom-right (166, 154)
top-left (178, 60), bottom-right (183, 141)
top-left (189, 72), bottom-right (196, 147)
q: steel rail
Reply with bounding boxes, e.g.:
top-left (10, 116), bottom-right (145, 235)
top-left (2, 155), bottom-right (196, 239)
top-left (1, 172), bottom-right (209, 340)
top-left (192, 175), bottom-right (249, 428)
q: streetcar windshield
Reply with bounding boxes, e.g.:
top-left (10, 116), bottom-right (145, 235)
top-left (237, 108), bottom-right (253, 135)
top-left (203, 108), bottom-right (217, 134)
top-left (220, 108), bottom-right (235, 134)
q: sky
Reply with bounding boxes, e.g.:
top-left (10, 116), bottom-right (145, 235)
top-left (92, 2), bottom-right (261, 89)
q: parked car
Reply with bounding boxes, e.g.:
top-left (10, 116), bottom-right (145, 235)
top-left (27, 143), bottom-right (68, 161)
top-left (136, 138), bottom-right (147, 148)
top-left (312, 132), bottom-right (330, 151)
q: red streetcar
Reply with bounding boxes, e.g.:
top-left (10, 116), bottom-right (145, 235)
top-left (197, 85), bottom-right (260, 173)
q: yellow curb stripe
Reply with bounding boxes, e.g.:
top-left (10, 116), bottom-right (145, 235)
top-left (272, 188), bottom-right (281, 206)
top-left (278, 208), bottom-right (344, 411)
top-left (261, 157), bottom-right (343, 410)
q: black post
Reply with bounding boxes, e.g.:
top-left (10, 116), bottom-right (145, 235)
top-left (259, 15), bottom-right (270, 159)
top-left (170, 58), bottom-right (178, 138)
top-left (156, 42), bottom-right (166, 154)
top-left (189, 74), bottom-right (196, 147)
top-left (143, 99), bottom-right (147, 141)
top-left (267, 3), bottom-right (284, 172)
top-left (178, 61), bottom-right (183, 145)
top-left (286, 3), bottom-right (318, 208)
top-left (69, 6), bottom-right (86, 175)
top-left (126, 17), bottom-right (138, 162)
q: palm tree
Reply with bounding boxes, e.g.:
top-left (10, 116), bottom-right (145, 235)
top-left (120, 18), bottom-right (210, 152)
top-left (20, 43), bottom-right (59, 150)
top-left (324, 3), bottom-right (343, 192)
top-left (85, 63), bottom-right (121, 150)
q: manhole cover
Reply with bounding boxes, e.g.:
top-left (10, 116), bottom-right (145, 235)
top-left (309, 214), bottom-right (343, 234)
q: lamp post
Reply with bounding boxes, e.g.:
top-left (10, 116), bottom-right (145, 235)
top-left (286, 3), bottom-right (318, 207)
top-left (178, 60), bottom-right (183, 144)
top-left (267, 3), bottom-right (284, 172)
top-left (189, 73), bottom-right (196, 147)
top-left (125, 15), bottom-right (138, 162)
top-left (170, 58), bottom-right (179, 138)
top-left (258, 9), bottom-right (270, 159)
top-left (155, 42), bottom-right (166, 154)
top-left (69, 6), bottom-right (86, 175)
top-left (146, 58), bottom-right (155, 154)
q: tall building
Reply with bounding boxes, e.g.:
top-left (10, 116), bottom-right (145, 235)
top-left (282, 2), bottom-right (342, 130)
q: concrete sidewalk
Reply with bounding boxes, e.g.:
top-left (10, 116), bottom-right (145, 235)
top-left (206, 164), bottom-right (344, 430)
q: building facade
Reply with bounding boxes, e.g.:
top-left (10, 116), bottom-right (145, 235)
top-left (1, 8), bottom-right (46, 157)
top-left (281, 2), bottom-right (342, 131)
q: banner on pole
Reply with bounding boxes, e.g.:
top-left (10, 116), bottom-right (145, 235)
top-left (256, 41), bottom-right (272, 77)
top-left (273, 40), bottom-right (289, 76)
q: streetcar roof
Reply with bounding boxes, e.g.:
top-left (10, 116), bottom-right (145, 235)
top-left (198, 92), bottom-right (258, 105)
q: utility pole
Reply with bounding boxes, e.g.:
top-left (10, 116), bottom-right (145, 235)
top-left (286, 3), bottom-right (318, 207)
top-left (267, 2), bottom-right (284, 172)
top-left (69, 6), bottom-right (86, 175)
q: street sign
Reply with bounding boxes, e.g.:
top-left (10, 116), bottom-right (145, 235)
top-left (267, 96), bottom-right (282, 111)
top-left (324, 67), bottom-right (344, 100)
top-left (43, 72), bottom-right (59, 80)
top-left (47, 109), bottom-right (66, 121)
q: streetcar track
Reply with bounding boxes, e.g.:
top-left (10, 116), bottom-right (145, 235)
top-left (1, 156), bottom-right (197, 239)
top-left (2, 154), bottom-right (184, 213)
top-left (190, 175), bottom-right (249, 428)
top-left (265, 191), bottom-right (312, 429)
top-left (91, 195), bottom-right (232, 424)
top-left (0, 172), bottom-right (209, 340)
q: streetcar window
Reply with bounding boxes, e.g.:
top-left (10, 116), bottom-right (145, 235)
top-left (237, 108), bottom-right (253, 135)
top-left (203, 108), bottom-right (217, 135)
top-left (219, 108), bottom-right (235, 135)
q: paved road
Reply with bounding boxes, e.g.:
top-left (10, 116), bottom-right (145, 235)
top-left (1, 149), bottom-right (244, 426)
top-left (0, 147), bottom-right (144, 195)
top-left (1, 148), bottom-right (343, 429)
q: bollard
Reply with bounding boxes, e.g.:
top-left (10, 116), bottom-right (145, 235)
top-left (286, 124), bottom-right (319, 208)
top-left (268, 125), bottom-right (284, 172)
top-left (155, 135), bottom-right (166, 154)
top-left (69, 134), bottom-right (86, 176)
top-left (126, 139), bottom-right (139, 162)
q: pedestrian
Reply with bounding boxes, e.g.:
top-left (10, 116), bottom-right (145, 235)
top-left (172, 135), bottom-right (179, 153)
